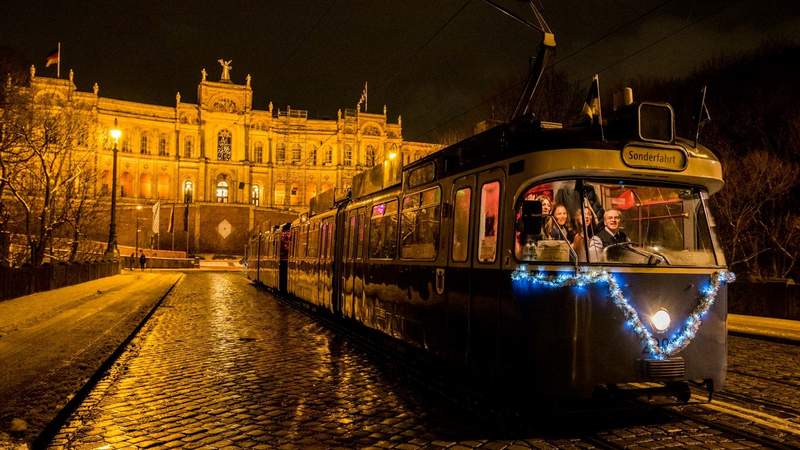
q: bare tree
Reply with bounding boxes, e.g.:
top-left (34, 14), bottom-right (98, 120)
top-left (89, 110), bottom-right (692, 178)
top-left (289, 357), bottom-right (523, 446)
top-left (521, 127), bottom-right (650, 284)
top-left (710, 150), bottom-right (799, 279)
top-left (0, 85), bottom-right (97, 266)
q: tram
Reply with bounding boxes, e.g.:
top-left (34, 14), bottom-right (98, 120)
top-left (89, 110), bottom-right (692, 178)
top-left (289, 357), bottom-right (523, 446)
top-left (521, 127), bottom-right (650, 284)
top-left (245, 2), bottom-right (733, 400)
top-left (245, 93), bottom-right (732, 400)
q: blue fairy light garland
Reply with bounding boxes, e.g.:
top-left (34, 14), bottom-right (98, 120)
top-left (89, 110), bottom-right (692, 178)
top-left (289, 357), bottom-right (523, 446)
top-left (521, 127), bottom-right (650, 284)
top-left (510, 267), bottom-right (736, 360)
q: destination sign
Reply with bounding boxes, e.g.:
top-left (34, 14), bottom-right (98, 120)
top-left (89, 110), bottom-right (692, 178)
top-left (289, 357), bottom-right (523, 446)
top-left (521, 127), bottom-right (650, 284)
top-left (622, 146), bottom-right (687, 171)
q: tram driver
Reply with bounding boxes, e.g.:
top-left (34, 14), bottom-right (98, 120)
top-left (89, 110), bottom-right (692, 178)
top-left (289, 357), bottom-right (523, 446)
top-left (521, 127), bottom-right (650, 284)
top-left (588, 208), bottom-right (630, 261)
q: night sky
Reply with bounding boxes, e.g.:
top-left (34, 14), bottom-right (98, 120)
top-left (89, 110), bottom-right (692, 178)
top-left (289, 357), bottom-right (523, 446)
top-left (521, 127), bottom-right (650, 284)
top-left (3, 0), bottom-right (798, 141)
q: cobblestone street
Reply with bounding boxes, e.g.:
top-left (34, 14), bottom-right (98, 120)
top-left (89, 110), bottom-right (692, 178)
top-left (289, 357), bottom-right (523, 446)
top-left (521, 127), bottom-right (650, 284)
top-left (51, 272), bottom-right (800, 449)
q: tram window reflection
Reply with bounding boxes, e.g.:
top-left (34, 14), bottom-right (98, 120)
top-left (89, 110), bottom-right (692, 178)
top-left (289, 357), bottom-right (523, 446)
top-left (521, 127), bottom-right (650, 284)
top-left (452, 187), bottom-right (472, 262)
top-left (401, 187), bottom-right (441, 259)
top-left (369, 199), bottom-right (399, 259)
top-left (478, 181), bottom-right (500, 263)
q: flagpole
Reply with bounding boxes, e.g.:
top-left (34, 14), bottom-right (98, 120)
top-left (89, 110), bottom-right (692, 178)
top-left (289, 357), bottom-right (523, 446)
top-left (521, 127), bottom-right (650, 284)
top-left (57, 42), bottom-right (61, 79)
top-left (595, 74), bottom-right (605, 142)
top-left (694, 85), bottom-right (708, 148)
top-left (171, 203), bottom-right (175, 251)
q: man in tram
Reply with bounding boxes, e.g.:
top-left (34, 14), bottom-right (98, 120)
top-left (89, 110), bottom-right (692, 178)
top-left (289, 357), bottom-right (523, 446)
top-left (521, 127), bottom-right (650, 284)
top-left (588, 208), bottom-right (629, 261)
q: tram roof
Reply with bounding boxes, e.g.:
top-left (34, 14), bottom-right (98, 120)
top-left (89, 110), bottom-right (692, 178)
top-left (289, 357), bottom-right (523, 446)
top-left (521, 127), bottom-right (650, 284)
top-left (404, 117), bottom-right (720, 182)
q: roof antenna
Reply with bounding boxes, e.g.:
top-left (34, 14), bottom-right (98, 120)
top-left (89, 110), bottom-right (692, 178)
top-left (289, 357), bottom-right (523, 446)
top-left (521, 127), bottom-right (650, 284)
top-left (482, 0), bottom-right (556, 122)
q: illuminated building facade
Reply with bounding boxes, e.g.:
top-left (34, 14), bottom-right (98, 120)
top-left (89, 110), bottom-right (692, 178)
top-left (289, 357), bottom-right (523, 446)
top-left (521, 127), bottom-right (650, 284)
top-left (23, 63), bottom-right (439, 253)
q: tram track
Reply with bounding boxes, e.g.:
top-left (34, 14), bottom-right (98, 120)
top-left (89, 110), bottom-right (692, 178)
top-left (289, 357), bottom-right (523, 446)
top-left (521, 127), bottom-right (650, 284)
top-left (728, 369), bottom-right (800, 389)
top-left (712, 388), bottom-right (800, 419)
top-left (263, 286), bottom-right (800, 448)
top-left (664, 401), bottom-right (800, 450)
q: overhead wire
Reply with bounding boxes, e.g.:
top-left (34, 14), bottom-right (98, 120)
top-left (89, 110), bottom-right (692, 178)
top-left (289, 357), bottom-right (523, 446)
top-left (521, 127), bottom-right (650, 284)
top-left (378, 0), bottom-right (473, 97)
top-left (420, 0), bottom-right (740, 139)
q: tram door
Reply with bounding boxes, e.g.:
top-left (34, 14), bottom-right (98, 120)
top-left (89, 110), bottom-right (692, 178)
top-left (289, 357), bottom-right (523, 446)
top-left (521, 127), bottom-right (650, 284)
top-left (342, 207), bottom-right (366, 320)
top-left (470, 168), bottom-right (504, 377)
top-left (446, 175), bottom-right (475, 366)
top-left (331, 206), bottom-right (348, 316)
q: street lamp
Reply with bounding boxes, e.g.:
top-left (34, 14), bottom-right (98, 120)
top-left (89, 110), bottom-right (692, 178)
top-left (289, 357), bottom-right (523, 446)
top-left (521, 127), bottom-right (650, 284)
top-left (104, 120), bottom-right (122, 258)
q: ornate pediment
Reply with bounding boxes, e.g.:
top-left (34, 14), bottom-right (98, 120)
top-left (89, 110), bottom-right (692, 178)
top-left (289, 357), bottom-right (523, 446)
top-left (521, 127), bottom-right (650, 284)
top-left (211, 97), bottom-right (238, 113)
top-left (361, 124), bottom-right (381, 136)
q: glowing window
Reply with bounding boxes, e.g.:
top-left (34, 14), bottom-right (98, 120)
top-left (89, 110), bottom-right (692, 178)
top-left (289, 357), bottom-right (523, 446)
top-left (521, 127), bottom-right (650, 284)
top-left (216, 180), bottom-right (229, 203)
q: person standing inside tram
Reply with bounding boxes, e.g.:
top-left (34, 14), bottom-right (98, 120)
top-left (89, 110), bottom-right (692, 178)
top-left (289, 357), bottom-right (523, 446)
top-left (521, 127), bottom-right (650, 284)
top-left (549, 203), bottom-right (576, 243)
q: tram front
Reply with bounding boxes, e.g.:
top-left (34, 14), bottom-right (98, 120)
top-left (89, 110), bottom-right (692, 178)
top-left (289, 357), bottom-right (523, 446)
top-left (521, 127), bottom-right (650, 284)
top-left (503, 102), bottom-right (731, 400)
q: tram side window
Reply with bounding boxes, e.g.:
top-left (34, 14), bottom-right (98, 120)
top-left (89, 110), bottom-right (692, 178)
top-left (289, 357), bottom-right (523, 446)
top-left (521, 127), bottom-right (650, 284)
top-left (308, 223), bottom-right (319, 258)
top-left (478, 181), bottom-right (500, 263)
top-left (356, 208), bottom-right (367, 260)
top-left (369, 200), bottom-right (399, 259)
top-left (327, 221), bottom-right (335, 260)
top-left (346, 214), bottom-right (356, 260)
top-left (299, 226), bottom-right (309, 257)
top-left (452, 187), bottom-right (472, 262)
top-left (401, 187), bottom-right (441, 259)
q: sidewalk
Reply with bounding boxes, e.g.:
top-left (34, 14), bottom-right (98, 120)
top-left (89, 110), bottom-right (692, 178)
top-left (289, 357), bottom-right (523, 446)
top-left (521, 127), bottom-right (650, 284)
top-left (0, 271), bottom-right (182, 447)
top-left (728, 313), bottom-right (800, 342)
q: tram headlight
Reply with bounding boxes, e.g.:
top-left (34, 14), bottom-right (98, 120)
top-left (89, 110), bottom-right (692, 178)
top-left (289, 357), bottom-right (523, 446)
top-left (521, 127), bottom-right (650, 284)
top-left (650, 309), bottom-right (671, 332)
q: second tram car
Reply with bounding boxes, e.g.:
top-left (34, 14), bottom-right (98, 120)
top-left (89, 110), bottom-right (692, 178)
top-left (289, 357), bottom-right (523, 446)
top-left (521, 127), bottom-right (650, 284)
top-left (246, 97), bottom-right (732, 400)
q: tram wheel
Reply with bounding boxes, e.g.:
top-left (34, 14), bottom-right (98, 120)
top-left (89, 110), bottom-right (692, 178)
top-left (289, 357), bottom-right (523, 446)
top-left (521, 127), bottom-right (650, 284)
top-left (668, 382), bottom-right (691, 403)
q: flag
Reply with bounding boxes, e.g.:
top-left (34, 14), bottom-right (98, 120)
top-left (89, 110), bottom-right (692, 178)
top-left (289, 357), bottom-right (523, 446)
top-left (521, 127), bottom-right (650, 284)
top-left (357, 81), bottom-right (368, 111)
top-left (183, 205), bottom-right (189, 232)
top-left (167, 204), bottom-right (175, 233)
top-left (152, 201), bottom-right (160, 234)
top-left (45, 48), bottom-right (59, 67)
top-left (581, 74), bottom-right (601, 122)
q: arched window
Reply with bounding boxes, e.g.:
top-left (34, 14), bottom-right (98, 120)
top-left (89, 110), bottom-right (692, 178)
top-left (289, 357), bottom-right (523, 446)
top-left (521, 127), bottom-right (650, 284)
top-left (183, 180), bottom-right (193, 203)
top-left (324, 146), bottom-right (333, 165)
top-left (277, 143), bottom-right (286, 163)
top-left (184, 137), bottom-right (192, 158)
top-left (274, 182), bottom-right (286, 206)
top-left (100, 170), bottom-right (111, 196)
top-left (310, 146), bottom-right (317, 166)
top-left (158, 136), bottom-right (168, 156)
top-left (140, 134), bottom-right (149, 154)
top-left (365, 145), bottom-right (377, 166)
top-left (217, 130), bottom-right (232, 161)
top-left (251, 185), bottom-right (260, 206)
top-left (157, 174), bottom-right (170, 199)
top-left (120, 172), bottom-right (132, 197)
top-left (290, 185), bottom-right (301, 205)
top-left (140, 174), bottom-right (152, 198)
top-left (344, 144), bottom-right (352, 166)
top-left (255, 142), bottom-right (264, 163)
top-left (291, 145), bottom-right (301, 164)
top-left (122, 136), bottom-right (131, 152)
top-left (216, 180), bottom-right (229, 203)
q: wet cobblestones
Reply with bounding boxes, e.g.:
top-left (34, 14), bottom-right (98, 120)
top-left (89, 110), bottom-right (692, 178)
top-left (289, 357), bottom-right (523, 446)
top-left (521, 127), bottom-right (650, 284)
top-left (50, 273), bottom-right (800, 449)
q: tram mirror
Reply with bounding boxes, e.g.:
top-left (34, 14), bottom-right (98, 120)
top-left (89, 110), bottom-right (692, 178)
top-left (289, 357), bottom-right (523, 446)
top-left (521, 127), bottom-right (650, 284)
top-left (520, 200), bottom-right (543, 236)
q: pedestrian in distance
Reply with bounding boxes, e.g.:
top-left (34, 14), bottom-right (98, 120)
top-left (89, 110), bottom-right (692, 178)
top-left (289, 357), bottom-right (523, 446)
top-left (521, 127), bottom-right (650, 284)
top-left (139, 251), bottom-right (147, 271)
top-left (129, 252), bottom-right (135, 271)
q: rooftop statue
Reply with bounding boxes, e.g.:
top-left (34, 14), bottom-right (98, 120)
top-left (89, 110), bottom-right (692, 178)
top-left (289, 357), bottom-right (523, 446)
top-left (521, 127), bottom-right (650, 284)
top-left (218, 59), bottom-right (233, 82)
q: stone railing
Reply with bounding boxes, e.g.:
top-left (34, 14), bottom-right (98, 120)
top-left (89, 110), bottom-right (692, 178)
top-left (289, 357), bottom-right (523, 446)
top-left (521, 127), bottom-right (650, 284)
top-left (0, 260), bottom-right (121, 301)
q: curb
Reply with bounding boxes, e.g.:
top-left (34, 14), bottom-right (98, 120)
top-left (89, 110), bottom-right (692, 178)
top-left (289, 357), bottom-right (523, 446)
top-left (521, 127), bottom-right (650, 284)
top-left (31, 274), bottom-right (184, 449)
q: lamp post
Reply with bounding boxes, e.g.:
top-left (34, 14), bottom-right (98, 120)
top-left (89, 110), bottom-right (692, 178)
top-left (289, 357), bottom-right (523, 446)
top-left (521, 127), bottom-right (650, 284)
top-left (104, 121), bottom-right (122, 258)
top-left (134, 205), bottom-right (143, 257)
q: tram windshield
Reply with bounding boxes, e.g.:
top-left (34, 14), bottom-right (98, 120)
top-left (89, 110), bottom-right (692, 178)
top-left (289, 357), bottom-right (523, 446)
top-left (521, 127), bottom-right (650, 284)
top-left (515, 180), bottom-right (717, 266)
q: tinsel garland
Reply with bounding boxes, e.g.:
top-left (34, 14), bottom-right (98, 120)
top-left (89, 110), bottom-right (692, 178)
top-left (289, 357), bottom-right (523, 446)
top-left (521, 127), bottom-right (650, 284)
top-left (510, 267), bottom-right (736, 359)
